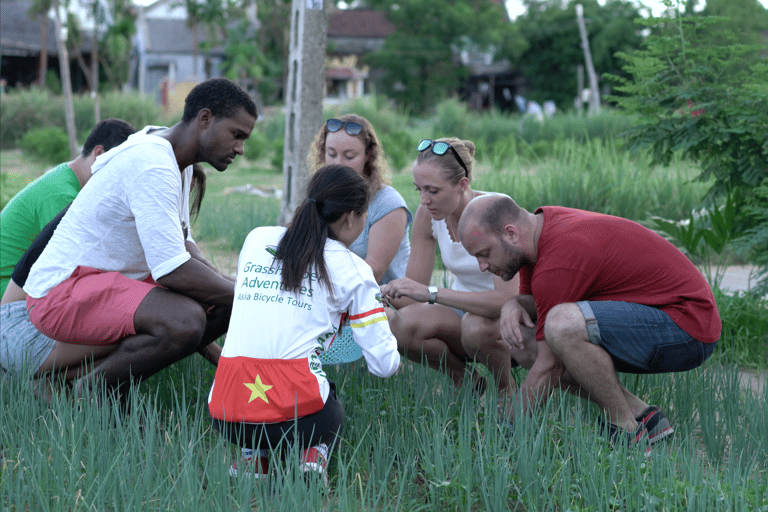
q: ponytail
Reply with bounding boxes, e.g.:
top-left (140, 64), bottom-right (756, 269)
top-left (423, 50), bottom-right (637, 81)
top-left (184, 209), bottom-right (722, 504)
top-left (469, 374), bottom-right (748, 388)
top-left (276, 164), bottom-right (370, 294)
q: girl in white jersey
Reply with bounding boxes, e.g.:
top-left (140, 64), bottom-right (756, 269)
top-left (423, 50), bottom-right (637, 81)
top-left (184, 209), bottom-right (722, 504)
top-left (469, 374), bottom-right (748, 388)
top-left (382, 138), bottom-right (537, 400)
top-left (208, 164), bottom-right (400, 485)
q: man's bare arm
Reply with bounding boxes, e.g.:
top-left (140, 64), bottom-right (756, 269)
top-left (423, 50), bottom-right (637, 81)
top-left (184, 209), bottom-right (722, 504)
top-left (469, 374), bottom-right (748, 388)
top-left (157, 259), bottom-right (235, 306)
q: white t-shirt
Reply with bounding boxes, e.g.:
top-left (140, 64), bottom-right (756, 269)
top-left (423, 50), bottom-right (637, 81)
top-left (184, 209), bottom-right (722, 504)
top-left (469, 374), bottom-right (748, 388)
top-left (431, 216), bottom-right (496, 293)
top-left (208, 226), bottom-right (400, 424)
top-left (24, 127), bottom-right (193, 298)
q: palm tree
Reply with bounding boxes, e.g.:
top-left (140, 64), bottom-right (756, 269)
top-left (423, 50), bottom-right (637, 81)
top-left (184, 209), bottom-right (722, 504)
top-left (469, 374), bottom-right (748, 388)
top-left (52, 0), bottom-right (79, 158)
top-left (28, 0), bottom-right (54, 86)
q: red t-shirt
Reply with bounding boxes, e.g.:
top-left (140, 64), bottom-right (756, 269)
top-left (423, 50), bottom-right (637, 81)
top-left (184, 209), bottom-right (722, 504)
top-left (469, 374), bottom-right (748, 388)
top-left (518, 207), bottom-right (721, 343)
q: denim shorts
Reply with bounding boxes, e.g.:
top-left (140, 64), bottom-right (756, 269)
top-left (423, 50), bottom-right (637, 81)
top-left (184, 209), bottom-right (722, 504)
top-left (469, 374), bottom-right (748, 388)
top-left (1, 300), bottom-right (56, 376)
top-left (576, 301), bottom-right (716, 374)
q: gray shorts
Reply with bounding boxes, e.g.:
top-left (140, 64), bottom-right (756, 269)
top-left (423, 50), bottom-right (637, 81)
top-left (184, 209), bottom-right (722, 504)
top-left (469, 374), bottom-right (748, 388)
top-left (0, 300), bottom-right (56, 377)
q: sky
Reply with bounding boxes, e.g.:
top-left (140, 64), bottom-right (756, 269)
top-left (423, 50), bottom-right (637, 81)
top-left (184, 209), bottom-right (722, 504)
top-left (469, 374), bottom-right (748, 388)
top-left (505, 0), bottom-right (768, 19)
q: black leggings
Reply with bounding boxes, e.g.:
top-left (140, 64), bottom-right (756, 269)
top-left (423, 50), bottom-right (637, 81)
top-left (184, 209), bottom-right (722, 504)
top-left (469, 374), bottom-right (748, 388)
top-left (212, 381), bottom-right (344, 452)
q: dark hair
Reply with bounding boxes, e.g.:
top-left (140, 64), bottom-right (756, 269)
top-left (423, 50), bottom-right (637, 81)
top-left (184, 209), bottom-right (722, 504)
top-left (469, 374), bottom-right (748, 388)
top-left (276, 164), bottom-right (370, 295)
top-left (81, 118), bottom-right (135, 156)
top-left (415, 137), bottom-right (475, 185)
top-left (190, 163), bottom-right (207, 223)
top-left (308, 113), bottom-right (390, 189)
top-left (181, 78), bottom-right (258, 123)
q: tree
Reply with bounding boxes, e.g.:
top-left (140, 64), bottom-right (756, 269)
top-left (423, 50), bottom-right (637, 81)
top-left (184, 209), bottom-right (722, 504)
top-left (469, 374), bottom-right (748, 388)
top-left (98, 0), bottom-right (136, 90)
top-left (606, 0), bottom-right (768, 288)
top-left (66, 8), bottom-right (100, 123)
top-left (28, 0), bottom-right (54, 87)
top-left (510, 0), bottom-right (643, 108)
top-left (700, 0), bottom-right (768, 51)
top-left (178, 0), bottom-right (237, 80)
top-left (365, 0), bottom-right (509, 113)
top-left (52, 0), bottom-right (78, 158)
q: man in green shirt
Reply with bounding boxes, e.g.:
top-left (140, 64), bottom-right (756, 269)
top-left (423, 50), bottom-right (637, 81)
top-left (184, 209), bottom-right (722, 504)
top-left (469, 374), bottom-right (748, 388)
top-left (0, 118), bottom-right (135, 296)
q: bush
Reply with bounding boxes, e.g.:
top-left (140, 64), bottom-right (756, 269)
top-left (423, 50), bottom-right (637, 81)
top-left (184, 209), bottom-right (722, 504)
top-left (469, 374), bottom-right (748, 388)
top-left (243, 129), bottom-right (271, 162)
top-left (19, 126), bottom-right (70, 164)
top-left (0, 88), bottom-right (62, 149)
top-left (0, 88), bottom-right (163, 149)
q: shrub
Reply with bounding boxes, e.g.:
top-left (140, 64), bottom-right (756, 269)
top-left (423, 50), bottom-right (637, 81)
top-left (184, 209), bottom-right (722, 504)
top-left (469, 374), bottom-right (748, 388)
top-left (606, 0), bottom-right (768, 289)
top-left (19, 126), bottom-right (70, 164)
top-left (0, 88), bottom-right (62, 149)
top-left (243, 129), bottom-right (271, 162)
top-left (0, 88), bottom-right (163, 149)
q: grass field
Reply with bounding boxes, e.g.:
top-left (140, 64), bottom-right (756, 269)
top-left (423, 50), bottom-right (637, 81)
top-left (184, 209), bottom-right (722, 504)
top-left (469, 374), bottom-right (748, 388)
top-left (1, 136), bottom-right (767, 510)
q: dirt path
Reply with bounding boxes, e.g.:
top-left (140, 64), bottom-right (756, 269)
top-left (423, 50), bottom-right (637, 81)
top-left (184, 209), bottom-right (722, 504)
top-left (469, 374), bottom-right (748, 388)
top-left (738, 369), bottom-right (766, 396)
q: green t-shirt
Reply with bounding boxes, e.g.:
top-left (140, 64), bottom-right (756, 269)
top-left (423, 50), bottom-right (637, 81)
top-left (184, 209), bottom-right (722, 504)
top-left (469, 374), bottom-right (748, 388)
top-left (0, 162), bottom-right (81, 296)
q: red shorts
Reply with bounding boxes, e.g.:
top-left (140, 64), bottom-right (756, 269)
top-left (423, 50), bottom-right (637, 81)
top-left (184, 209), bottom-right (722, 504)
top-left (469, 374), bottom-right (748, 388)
top-left (27, 266), bottom-right (160, 346)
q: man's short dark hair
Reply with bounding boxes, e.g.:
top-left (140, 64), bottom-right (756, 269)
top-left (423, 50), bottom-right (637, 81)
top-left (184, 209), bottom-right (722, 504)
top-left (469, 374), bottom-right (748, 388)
top-left (82, 118), bottom-right (136, 156)
top-left (182, 78), bottom-right (258, 123)
top-left (480, 195), bottom-right (523, 234)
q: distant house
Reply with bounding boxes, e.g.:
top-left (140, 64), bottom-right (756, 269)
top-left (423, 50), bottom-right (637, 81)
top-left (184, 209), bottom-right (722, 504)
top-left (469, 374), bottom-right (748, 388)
top-left (326, 6), bottom-right (522, 111)
top-left (463, 59), bottom-right (524, 113)
top-left (0, 0), bottom-right (92, 90)
top-left (325, 8), bottom-right (394, 102)
top-left (131, 0), bottom-right (226, 103)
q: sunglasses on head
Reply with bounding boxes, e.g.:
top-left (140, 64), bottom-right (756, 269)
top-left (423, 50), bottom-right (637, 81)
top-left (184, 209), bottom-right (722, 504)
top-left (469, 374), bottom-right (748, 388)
top-left (417, 139), bottom-right (469, 177)
top-left (326, 118), bottom-right (363, 136)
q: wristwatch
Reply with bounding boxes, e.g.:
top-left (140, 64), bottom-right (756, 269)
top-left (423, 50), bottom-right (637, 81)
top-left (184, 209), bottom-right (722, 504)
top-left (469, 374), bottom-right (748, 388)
top-left (428, 286), bottom-right (438, 305)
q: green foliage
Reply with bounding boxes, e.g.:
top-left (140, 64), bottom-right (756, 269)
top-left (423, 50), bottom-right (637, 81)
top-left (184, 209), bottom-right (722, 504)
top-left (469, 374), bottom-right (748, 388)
top-left (428, 98), bottom-right (639, 161)
top-left (97, 0), bottom-right (137, 90)
top-left (474, 138), bottom-right (709, 222)
top-left (44, 69), bottom-right (62, 94)
top-left (0, 88), bottom-right (162, 149)
top-left (714, 288), bottom-right (768, 369)
top-left (366, 0), bottom-right (508, 113)
top-left (2, 356), bottom-right (768, 509)
top-left (701, 0), bottom-right (768, 50)
top-left (19, 126), bottom-right (71, 164)
top-left (221, 0), bottom-right (289, 105)
top-left (607, 0), bottom-right (768, 289)
top-left (734, 183), bottom-right (768, 295)
top-left (650, 192), bottom-right (738, 289)
top-left (607, 2), bottom-right (768, 197)
top-left (511, 0), bottom-right (644, 107)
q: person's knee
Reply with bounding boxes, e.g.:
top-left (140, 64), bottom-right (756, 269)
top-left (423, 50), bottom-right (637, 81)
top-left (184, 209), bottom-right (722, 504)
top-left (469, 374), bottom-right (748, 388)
top-left (460, 313), bottom-right (496, 356)
top-left (511, 328), bottom-right (538, 370)
top-left (148, 302), bottom-right (207, 353)
top-left (389, 305), bottom-right (424, 351)
top-left (543, 303), bottom-right (586, 350)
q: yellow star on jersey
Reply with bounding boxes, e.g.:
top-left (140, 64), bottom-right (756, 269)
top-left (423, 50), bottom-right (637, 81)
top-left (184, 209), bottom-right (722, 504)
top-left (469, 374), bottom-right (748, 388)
top-left (244, 375), bottom-right (273, 404)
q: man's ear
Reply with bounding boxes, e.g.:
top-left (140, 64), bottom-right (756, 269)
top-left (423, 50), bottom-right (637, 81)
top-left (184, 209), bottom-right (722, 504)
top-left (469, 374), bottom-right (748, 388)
top-left (91, 144), bottom-right (106, 157)
top-left (503, 223), bottom-right (519, 244)
top-left (197, 108), bottom-right (213, 129)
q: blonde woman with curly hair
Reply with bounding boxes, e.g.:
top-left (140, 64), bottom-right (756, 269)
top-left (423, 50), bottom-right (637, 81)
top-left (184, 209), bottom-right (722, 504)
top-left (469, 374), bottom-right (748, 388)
top-left (309, 114), bottom-right (411, 285)
top-left (381, 138), bottom-right (537, 396)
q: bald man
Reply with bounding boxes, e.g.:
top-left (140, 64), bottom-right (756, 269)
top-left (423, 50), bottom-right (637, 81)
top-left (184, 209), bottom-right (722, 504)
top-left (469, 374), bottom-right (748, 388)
top-left (459, 194), bottom-right (720, 450)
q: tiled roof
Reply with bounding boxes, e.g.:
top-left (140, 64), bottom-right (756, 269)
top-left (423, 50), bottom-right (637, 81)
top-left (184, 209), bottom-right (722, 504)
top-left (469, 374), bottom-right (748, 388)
top-left (327, 9), bottom-right (394, 39)
top-left (1, 0), bottom-right (62, 55)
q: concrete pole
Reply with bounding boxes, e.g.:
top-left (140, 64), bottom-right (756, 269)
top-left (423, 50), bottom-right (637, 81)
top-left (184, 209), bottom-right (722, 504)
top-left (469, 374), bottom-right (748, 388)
top-left (279, 0), bottom-right (328, 225)
top-left (575, 4), bottom-right (600, 115)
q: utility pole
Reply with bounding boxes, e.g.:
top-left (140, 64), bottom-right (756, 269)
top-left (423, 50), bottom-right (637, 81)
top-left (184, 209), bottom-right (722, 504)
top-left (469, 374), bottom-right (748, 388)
top-left (279, 0), bottom-right (327, 225)
top-left (575, 4), bottom-right (600, 115)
